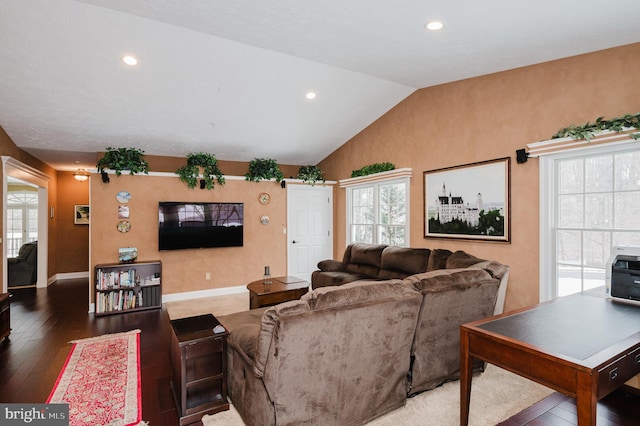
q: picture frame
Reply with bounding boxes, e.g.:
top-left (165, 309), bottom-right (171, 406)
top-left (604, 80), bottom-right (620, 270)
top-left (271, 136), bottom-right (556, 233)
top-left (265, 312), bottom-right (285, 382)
top-left (74, 204), bottom-right (90, 225)
top-left (424, 157), bottom-right (510, 242)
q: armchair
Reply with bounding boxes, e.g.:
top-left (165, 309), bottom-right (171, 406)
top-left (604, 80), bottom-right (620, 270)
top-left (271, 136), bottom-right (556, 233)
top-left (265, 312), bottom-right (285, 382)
top-left (8, 241), bottom-right (38, 287)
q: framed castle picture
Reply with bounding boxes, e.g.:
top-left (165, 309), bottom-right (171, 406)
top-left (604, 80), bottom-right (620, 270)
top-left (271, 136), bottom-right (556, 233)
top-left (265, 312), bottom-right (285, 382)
top-left (424, 157), bottom-right (510, 242)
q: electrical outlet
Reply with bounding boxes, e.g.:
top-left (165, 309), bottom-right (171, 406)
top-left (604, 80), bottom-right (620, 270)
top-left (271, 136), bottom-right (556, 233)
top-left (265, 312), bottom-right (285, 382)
top-left (205, 272), bottom-right (211, 280)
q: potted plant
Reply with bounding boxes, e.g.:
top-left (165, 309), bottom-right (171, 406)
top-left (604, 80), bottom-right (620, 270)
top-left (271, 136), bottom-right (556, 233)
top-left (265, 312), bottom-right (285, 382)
top-left (297, 165), bottom-right (325, 186)
top-left (175, 152), bottom-right (225, 190)
top-left (96, 147), bottom-right (149, 183)
top-left (351, 162), bottom-right (395, 178)
top-left (245, 158), bottom-right (284, 183)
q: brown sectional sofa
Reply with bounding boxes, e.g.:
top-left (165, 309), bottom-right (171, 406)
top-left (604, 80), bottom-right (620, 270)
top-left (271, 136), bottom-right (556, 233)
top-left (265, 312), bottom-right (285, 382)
top-left (217, 244), bottom-right (509, 425)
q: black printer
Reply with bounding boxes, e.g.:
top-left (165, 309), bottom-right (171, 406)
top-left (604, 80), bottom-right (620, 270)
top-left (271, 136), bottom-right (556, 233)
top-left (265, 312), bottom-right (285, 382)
top-left (608, 249), bottom-right (640, 303)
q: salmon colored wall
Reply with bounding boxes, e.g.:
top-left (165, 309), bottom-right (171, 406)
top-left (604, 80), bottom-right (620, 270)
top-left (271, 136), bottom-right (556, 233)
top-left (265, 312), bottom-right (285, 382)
top-left (318, 43), bottom-right (640, 313)
top-left (56, 171), bottom-right (89, 273)
top-left (90, 173), bottom-right (288, 301)
top-left (0, 126), bottom-right (59, 281)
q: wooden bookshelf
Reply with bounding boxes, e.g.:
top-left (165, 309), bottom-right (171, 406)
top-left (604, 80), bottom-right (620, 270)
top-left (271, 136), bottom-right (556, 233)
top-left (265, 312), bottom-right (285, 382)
top-left (94, 260), bottom-right (162, 316)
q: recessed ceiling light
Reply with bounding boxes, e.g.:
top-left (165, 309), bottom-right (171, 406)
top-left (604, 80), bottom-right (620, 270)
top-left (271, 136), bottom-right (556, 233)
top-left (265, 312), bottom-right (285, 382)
top-left (122, 55), bottom-right (138, 66)
top-left (425, 21), bottom-right (444, 31)
top-left (305, 91), bottom-right (317, 100)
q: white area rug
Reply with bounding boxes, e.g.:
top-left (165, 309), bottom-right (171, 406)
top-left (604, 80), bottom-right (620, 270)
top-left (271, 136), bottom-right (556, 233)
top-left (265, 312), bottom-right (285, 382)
top-left (201, 364), bottom-right (553, 426)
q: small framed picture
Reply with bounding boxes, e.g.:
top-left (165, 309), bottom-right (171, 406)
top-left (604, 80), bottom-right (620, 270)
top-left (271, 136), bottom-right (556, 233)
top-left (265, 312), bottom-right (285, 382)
top-left (118, 205), bottom-right (130, 219)
top-left (118, 247), bottom-right (138, 263)
top-left (74, 205), bottom-right (90, 225)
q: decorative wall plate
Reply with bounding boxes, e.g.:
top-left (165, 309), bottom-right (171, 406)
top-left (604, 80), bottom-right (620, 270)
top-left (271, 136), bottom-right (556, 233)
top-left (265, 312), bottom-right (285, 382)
top-left (116, 191), bottom-right (131, 204)
top-left (258, 192), bottom-right (271, 205)
top-left (117, 220), bottom-right (131, 233)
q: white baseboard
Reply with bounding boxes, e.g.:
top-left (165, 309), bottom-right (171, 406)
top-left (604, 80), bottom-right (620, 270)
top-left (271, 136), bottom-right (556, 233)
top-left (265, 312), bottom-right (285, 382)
top-left (162, 285), bottom-right (248, 304)
top-left (88, 285), bottom-right (248, 314)
top-left (48, 271), bottom-right (90, 285)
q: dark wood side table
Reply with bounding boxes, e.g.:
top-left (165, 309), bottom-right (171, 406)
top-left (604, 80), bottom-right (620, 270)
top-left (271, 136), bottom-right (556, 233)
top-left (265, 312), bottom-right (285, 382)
top-left (460, 293), bottom-right (640, 426)
top-left (247, 276), bottom-right (309, 309)
top-left (0, 293), bottom-right (10, 342)
top-left (170, 314), bottom-right (229, 425)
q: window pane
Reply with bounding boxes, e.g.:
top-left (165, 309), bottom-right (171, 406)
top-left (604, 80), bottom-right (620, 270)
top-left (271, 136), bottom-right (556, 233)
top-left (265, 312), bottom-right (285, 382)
top-left (347, 179), bottom-right (408, 246)
top-left (614, 192), bottom-right (640, 229)
top-left (351, 225), bottom-right (373, 243)
top-left (584, 267), bottom-right (605, 292)
top-left (614, 151), bottom-right (640, 191)
top-left (557, 230), bottom-right (581, 265)
top-left (557, 265), bottom-right (582, 297)
top-left (585, 155), bottom-right (612, 193)
top-left (352, 187), bottom-right (374, 224)
top-left (559, 159), bottom-right (583, 194)
top-left (583, 231), bottom-right (610, 268)
top-left (585, 193), bottom-right (612, 229)
top-left (379, 183), bottom-right (406, 225)
top-left (612, 232), bottom-right (640, 248)
top-left (558, 194), bottom-right (583, 228)
top-left (378, 225), bottom-right (405, 246)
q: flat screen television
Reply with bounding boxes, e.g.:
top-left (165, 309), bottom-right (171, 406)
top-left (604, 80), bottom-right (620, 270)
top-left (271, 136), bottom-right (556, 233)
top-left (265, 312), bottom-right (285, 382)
top-left (158, 202), bottom-right (244, 251)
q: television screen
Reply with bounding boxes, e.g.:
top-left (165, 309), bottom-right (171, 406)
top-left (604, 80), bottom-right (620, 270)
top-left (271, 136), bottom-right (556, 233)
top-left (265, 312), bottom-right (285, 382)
top-left (158, 202), bottom-right (244, 250)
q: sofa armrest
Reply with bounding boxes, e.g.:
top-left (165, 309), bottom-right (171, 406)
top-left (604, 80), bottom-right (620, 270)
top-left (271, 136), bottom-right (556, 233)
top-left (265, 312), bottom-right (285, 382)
top-left (317, 259), bottom-right (346, 272)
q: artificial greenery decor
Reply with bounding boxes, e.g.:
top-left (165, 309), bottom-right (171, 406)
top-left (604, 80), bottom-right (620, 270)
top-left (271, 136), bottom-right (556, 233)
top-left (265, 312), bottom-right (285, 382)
top-left (551, 112), bottom-right (640, 142)
top-left (175, 152), bottom-right (225, 190)
top-left (96, 147), bottom-right (149, 183)
top-left (245, 158), bottom-right (284, 183)
top-left (296, 165), bottom-right (325, 186)
top-left (350, 162), bottom-right (395, 178)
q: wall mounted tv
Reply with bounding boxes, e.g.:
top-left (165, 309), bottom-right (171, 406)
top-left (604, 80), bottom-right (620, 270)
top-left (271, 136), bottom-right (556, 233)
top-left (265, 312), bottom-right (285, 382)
top-left (158, 202), bottom-right (244, 251)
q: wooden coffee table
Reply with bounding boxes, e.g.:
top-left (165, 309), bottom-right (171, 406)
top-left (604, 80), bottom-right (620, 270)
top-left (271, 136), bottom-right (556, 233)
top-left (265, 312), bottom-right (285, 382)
top-left (460, 293), bottom-right (640, 426)
top-left (247, 276), bottom-right (309, 309)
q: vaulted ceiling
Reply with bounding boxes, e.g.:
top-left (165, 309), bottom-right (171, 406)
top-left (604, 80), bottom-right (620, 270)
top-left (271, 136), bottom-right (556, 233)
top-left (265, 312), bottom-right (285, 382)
top-left (1, 0), bottom-right (638, 170)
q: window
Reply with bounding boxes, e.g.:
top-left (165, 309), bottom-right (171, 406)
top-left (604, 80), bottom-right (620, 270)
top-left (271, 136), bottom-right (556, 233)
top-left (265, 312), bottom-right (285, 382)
top-left (346, 177), bottom-right (409, 246)
top-left (7, 190), bottom-right (38, 258)
top-left (540, 143), bottom-right (640, 299)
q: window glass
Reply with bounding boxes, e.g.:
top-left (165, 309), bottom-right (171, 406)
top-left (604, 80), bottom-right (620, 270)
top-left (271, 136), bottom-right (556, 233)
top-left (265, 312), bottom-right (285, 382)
top-left (553, 148), bottom-right (640, 297)
top-left (347, 178), bottom-right (408, 246)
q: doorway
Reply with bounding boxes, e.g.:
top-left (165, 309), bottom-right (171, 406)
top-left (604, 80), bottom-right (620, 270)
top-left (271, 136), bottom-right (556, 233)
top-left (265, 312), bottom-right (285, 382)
top-left (2, 156), bottom-right (49, 292)
top-left (286, 184), bottom-right (333, 282)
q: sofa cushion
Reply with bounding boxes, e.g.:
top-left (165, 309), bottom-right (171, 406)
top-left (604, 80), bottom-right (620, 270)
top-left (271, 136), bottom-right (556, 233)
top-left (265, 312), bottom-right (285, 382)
top-left (426, 249), bottom-right (452, 271)
top-left (303, 278), bottom-right (416, 310)
top-left (445, 250), bottom-right (485, 269)
top-left (311, 270), bottom-right (371, 289)
top-left (231, 323), bottom-right (261, 360)
top-left (317, 259), bottom-right (346, 272)
top-left (378, 246), bottom-right (430, 279)
top-left (471, 260), bottom-right (509, 281)
top-left (254, 301), bottom-right (311, 377)
top-left (345, 244), bottom-right (386, 277)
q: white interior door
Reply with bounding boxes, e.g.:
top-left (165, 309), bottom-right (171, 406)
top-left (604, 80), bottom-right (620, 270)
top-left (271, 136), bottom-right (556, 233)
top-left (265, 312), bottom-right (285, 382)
top-left (287, 184), bottom-right (333, 282)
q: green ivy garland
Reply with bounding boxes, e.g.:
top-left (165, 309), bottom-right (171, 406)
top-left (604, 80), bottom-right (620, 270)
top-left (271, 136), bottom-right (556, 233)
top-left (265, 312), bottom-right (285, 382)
top-left (551, 112), bottom-right (640, 142)
top-left (351, 162), bottom-right (395, 178)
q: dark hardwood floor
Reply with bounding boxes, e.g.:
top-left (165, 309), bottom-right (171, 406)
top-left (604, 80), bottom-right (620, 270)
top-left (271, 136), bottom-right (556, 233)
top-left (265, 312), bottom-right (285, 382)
top-left (1, 279), bottom-right (639, 425)
top-left (0, 278), bottom-right (183, 426)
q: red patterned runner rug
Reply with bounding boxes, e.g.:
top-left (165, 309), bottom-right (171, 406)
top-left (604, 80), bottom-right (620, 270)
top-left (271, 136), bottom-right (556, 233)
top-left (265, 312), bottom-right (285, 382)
top-left (47, 329), bottom-right (143, 426)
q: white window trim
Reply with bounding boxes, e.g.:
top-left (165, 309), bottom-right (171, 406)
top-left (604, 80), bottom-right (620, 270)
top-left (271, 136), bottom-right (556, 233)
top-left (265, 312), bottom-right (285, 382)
top-left (538, 139), bottom-right (639, 302)
top-left (342, 169), bottom-right (412, 247)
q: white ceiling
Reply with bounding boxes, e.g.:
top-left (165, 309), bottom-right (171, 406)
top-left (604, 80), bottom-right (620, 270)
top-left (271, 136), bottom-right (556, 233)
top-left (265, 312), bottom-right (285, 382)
top-left (1, 0), bottom-right (639, 171)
